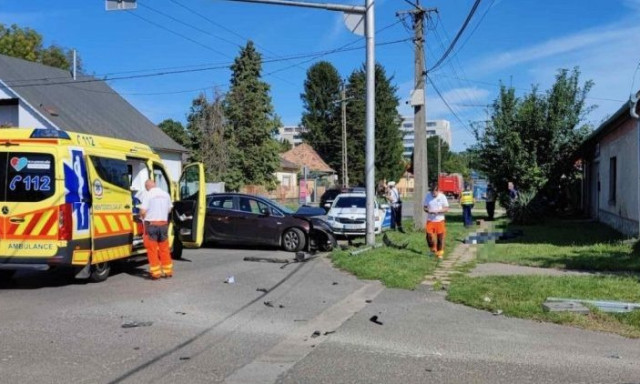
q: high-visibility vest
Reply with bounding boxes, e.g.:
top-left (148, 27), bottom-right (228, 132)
top-left (460, 191), bottom-right (474, 205)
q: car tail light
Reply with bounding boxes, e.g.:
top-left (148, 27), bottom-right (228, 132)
top-left (58, 203), bottom-right (73, 241)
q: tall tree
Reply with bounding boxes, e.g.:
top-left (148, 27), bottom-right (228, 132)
top-left (345, 63), bottom-right (404, 185)
top-left (158, 118), bottom-right (188, 147)
top-left (473, 67), bottom-right (593, 206)
top-left (224, 41), bottom-right (280, 190)
top-left (0, 24), bottom-right (82, 71)
top-left (300, 61), bottom-right (342, 178)
top-left (185, 91), bottom-right (236, 183)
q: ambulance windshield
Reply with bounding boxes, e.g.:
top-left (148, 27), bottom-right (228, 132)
top-left (0, 152), bottom-right (55, 202)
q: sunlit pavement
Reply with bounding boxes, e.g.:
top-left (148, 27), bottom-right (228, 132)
top-left (1, 247), bottom-right (639, 384)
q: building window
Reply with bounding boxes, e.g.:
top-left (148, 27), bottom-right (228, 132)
top-left (609, 156), bottom-right (616, 204)
top-left (426, 122), bottom-right (436, 127)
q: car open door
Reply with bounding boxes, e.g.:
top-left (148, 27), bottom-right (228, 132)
top-left (173, 163), bottom-right (206, 248)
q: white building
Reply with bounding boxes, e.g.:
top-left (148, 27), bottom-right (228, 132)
top-left (277, 125), bottom-right (307, 147)
top-left (399, 117), bottom-right (452, 158)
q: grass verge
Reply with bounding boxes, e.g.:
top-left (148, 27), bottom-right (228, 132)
top-left (447, 274), bottom-right (640, 338)
top-left (476, 218), bottom-right (639, 272)
top-left (330, 213), bottom-right (471, 289)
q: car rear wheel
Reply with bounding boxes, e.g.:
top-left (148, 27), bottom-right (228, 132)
top-left (282, 228), bottom-right (306, 252)
top-left (89, 262), bottom-right (110, 283)
top-left (0, 270), bottom-right (16, 281)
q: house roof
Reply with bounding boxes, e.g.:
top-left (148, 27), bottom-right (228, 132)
top-left (281, 143), bottom-right (335, 173)
top-left (279, 156), bottom-right (299, 171)
top-left (0, 54), bottom-right (185, 153)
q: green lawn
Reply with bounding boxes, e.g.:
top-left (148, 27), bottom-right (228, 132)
top-left (448, 274), bottom-right (640, 338)
top-left (330, 213), bottom-right (471, 289)
top-left (477, 218), bottom-right (640, 272)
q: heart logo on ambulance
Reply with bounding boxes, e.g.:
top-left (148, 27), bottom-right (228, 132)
top-left (10, 157), bottom-right (28, 172)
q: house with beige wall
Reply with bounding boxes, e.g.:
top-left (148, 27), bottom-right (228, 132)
top-left (577, 99), bottom-right (640, 236)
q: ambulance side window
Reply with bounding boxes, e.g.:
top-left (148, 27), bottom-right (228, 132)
top-left (152, 165), bottom-right (170, 194)
top-left (90, 156), bottom-right (129, 190)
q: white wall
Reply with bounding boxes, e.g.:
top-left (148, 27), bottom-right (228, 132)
top-left (158, 151), bottom-right (183, 181)
top-left (595, 120), bottom-right (639, 236)
top-left (0, 85), bottom-right (56, 129)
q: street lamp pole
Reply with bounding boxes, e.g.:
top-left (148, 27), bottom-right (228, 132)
top-left (225, 0), bottom-right (377, 245)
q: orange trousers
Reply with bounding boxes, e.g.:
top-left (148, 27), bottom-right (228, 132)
top-left (425, 221), bottom-right (446, 258)
top-left (145, 236), bottom-right (173, 278)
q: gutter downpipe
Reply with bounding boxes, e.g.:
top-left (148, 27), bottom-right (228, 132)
top-left (631, 92), bottom-right (640, 238)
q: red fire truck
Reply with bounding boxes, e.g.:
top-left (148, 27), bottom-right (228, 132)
top-left (438, 173), bottom-right (464, 199)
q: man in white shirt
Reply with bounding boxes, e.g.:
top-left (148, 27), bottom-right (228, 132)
top-left (140, 179), bottom-right (173, 279)
top-left (386, 181), bottom-right (404, 233)
top-left (423, 183), bottom-right (449, 260)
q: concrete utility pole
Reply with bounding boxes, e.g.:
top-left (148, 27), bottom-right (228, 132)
top-left (226, 0), bottom-right (377, 245)
top-left (340, 83), bottom-right (349, 188)
top-left (398, 1), bottom-right (437, 230)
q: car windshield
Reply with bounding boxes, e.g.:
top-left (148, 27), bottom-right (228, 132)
top-left (264, 198), bottom-right (294, 214)
top-left (334, 196), bottom-right (365, 208)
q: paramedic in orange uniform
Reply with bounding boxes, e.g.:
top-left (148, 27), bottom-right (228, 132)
top-left (139, 179), bottom-right (173, 279)
top-left (423, 183), bottom-right (449, 260)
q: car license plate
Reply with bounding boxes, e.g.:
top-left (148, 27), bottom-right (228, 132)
top-left (344, 224), bottom-right (362, 230)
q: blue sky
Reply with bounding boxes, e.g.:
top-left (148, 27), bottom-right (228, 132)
top-left (2, 0), bottom-right (639, 152)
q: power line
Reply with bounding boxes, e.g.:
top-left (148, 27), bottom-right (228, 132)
top-left (427, 75), bottom-right (473, 134)
top-left (428, 0), bottom-right (482, 72)
top-left (137, 1), bottom-right (242, 49)
top-left (126, 10), bottom-right (230, 58)
top-left (448, 0), bottom-right (497, 60)
top-left (5, 38), bottom-right (411, 89)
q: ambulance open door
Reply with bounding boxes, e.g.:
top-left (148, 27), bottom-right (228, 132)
top-left (173, 163), bottom-right (205, 248)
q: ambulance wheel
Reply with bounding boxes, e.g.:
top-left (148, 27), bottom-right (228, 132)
top-left (89, 262), bottom-right (110, 283)
top-left (171, 237), bottom-right (183, 260)
top-left (282, 228), bottom-right (306, 252)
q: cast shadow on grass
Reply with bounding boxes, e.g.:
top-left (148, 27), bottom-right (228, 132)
top-left (497, 219), bottom-right (627, 247)
top-left (518, 248), bottom-right (640, 274)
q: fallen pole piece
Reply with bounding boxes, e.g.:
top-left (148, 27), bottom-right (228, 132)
top-left (244, 256), bottom-right (290, 264)
top-left (546, 297), bottom-right (640, 313)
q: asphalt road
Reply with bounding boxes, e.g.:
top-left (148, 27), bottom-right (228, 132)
top-left (1, 247), bottom-right (639, 384)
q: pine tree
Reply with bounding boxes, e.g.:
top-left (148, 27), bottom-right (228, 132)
top-left (300, 61), bottom-right (342, 178)
top-left (224, 41), bottom-right (281, 190)
top-left (345, 64), bottom-right (404, 186)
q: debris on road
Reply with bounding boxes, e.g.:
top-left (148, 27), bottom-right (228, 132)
top-left (256, 288), bottom-right (269, 293)
top-left (492, 309), bottom-right (503, 316)
top-left (224, 276), bottom-right (235, 284)
top-left (607, 354), bottom-right (621, 359)
top-left (179, 357), bottom-right (191, 361)
top-left (175, 311), bottom-right (187, 315)
top-left (279, 304), bottom-right (285, 308)
top-left (121, 321), bottom-right (153, 329)
top-left (264, 301), bottom-right (274, 308)
top-left (311, 330), bottom-right (321, 338)
top-left (365, 299), bottom-right (373, 303)
top-left (244, 256), bottom-right (290, 264)
top-left (546, 297), bottom-right (640, 313)
top-left (542, 300), bottom-right (590, 314)
top-left (332, 282), bottom-right (338, 285)
top-left (324, 331), bottom-right (335, 336)
top-left (369, 315), bottom-right (383, 325)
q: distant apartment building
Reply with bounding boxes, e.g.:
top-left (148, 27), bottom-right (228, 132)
top-left (277, 125), bottom-right (307, 146)
top-left (399, 117), bottom-right (452, 158)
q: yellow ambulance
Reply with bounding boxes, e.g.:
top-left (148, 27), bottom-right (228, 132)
top-left (0, 128), bottom-right (205, 282)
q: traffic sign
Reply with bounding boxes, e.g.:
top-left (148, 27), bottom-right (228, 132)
top-left (105, 0), bottom-right (137, 11)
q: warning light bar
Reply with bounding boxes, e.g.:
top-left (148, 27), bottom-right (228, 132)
top-left (30, 128), bottom-right (71, 140)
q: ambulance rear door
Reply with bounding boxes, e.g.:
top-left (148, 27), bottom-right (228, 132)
top-left (85, 153), bottom-right (134, 263)
top-left (173, 163), bottom-right (205, 248)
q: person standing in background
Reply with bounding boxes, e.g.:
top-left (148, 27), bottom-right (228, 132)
top-left (460, 184), bottom-right (475, 227)
top-left (386, 181), bottom-right (404, 233)
top-left (485, 183), bottom-right (496, 221)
